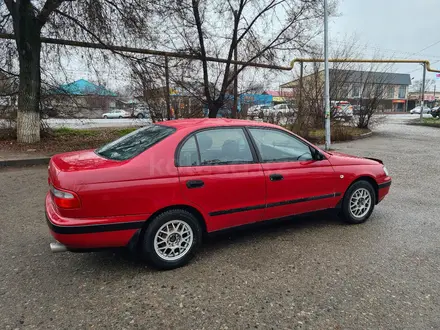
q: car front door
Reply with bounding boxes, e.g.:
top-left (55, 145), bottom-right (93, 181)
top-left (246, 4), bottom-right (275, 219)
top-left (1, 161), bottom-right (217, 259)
top-left (247, 127), bottom-right (339, 220)
top-left (177, 127), bottom-right (266, 232)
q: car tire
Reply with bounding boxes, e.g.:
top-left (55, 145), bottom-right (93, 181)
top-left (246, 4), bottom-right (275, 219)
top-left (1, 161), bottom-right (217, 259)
top-left (141, 209), bottom-right (202, 270)
top-left (119, 116), bottom-right (123, 119)
top-left (258, 111), bottom-right (264, 119)
top-left (277, 111), bottom-right (283, 118)
top-left (340, 180), bottom-right (376, 224)
top-left (137, 113), bottom-right (144, 119)
top-left (103, 115), bottom-right (108, 119)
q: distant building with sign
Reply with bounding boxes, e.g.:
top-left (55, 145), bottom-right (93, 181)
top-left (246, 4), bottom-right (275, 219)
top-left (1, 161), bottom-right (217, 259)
top-left (280, 69), bottom-right (412, 112)
top-left (408, 90), bottom-right (439, 109)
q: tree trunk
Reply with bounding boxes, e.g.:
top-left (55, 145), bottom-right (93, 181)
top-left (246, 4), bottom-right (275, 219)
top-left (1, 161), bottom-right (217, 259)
top-left (207, 99), bottom-right (223, 118)
top-left (17, 39), bottom-right (41, 143)
top-left (15, 17), bottom-right (41, 143)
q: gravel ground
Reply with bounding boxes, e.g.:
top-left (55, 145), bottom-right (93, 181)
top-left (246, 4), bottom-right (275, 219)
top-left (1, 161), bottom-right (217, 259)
top-left (1, 115), bottom-right (440, 329)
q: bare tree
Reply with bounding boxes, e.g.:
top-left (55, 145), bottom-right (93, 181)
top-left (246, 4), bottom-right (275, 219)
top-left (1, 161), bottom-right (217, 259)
top-left (1, 0), bottom-right (153, 143)
top-left (157, 0), bottom-right (336, 118)
top-left (410, 78), bottom-right (435, 93)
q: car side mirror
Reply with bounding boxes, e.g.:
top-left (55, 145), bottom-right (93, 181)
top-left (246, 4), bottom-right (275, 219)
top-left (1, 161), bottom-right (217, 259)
top-left (312, 148), bottom-right (324, 161)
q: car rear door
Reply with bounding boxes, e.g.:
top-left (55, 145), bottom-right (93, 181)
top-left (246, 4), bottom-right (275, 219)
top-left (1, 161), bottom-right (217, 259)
top-left (247, 127), bottom-right (339, 220)
top-left (177, 127), bottom-right (266, 232)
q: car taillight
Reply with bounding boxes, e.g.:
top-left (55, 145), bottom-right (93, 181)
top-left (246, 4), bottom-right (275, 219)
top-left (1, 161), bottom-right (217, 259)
top-left (50, 185), bottom-right (81, 209)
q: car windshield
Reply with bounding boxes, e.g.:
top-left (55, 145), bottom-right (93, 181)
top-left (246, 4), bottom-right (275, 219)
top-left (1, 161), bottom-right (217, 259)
top-left (96, 125), bottom-right (175, 161)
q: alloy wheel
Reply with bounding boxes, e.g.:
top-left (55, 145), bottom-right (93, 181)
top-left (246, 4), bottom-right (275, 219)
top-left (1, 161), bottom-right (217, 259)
top-left (153, 220), bottom-right (194, 261)
top-left (349, 188), bottom-right (372, 219)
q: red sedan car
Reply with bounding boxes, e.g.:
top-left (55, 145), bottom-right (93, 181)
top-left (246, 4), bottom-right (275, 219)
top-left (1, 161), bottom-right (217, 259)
top-left (46, 119), bottom-right (391, 269)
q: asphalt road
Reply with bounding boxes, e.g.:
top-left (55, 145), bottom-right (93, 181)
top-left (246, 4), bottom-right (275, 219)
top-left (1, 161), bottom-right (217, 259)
top-left (0, 118), bottom-right (152, 130)
top-left (0, 113), bottom-right (433, 130)
top-left (1, 116), bottom-right (440, 329)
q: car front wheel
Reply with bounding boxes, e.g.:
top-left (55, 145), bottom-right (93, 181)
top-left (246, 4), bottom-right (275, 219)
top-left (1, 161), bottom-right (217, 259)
top-left (141, 209), bottom-right (202, 270)
top-left (340, 180), bottom-right (375, 224)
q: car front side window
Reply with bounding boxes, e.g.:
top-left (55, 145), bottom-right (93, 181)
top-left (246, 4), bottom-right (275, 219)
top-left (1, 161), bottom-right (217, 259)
top-left (248, 128), bottom-right (313, 162)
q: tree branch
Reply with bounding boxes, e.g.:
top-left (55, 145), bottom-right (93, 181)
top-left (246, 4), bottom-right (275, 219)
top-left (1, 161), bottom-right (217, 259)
top-left (0, 13), bottom-right (11, 30)
top-left (37, 0), bottom-right (65, 27)
top-left (52, 8), bottom-right (142, 62)
top-left (191, 0), bottom-right (211, 103)
top-left (236, 0), bottom-right (284, 45)
top-left (3, 0), bottom-right (14, 14)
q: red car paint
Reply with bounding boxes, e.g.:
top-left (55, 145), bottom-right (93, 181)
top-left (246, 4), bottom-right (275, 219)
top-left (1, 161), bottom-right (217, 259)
top-left (45, 118), bottom-right (391, 250)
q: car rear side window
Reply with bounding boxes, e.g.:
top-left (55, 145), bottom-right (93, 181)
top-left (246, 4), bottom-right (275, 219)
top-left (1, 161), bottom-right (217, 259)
top-left (179, 136), bottom-right (200, 166)
top-left (96, 125), bottom-right (175, 161)
top-left (178, 128), bottom-right (254, 166)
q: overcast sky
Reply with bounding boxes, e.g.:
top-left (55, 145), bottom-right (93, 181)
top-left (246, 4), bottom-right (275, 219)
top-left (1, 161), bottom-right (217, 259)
top-left (330, 0), bottom-right (440, 89)
top-left (58, 0), bottom-right (440, 92)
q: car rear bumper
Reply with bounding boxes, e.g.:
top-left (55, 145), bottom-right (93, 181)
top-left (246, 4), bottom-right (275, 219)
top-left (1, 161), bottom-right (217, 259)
top-left (45, 193), bottom-right (148, 249)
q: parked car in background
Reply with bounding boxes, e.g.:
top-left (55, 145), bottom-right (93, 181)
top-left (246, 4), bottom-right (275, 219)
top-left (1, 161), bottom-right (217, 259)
top-left (410, 106), bottom-right (431, 114)
top-left (102, 109), bottom-right (131, 119)
top-left (41, 106), bottom-right (59, 119)
top-left (352, 105), bottom-right (366, 116)
top-left (273, 103), bottom-right (295, 117)
top-left (248, 104), bottom-right (274, 118)
top-left (203, 106), bottom-right (232, 118)
top-left (132, 106), bottom-right (151, 119)
top-left (46, 118), bottom-right (391, 270)
top-left (332, 101), bottom-right (354, 121)
top-left (430, 106), bottom-right (440, 118)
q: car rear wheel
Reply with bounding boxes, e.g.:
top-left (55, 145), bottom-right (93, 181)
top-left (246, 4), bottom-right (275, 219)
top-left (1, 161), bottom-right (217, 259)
top-left (141, 209), bottom-right (202, 270)
top-left (340, 180), bottom-right (375, 224)
top-left (103, 115), bottom-right (108, 119)
top-left (137, 113), bottom-right (144, 119)
top-left (119, 116), bottom-right (123, 119)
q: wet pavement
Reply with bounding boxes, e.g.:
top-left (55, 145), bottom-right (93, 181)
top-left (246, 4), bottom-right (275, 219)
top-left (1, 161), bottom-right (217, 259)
top-left (1, 115), bottom-right (440, 329)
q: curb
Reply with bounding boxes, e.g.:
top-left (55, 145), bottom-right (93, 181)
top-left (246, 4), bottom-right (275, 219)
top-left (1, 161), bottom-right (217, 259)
top-left (317, 130), bottom-right (373, 148)
top-left (0, 157), bottom-right (51, 167)
top-left (351, 131), bottom-right (373, 140)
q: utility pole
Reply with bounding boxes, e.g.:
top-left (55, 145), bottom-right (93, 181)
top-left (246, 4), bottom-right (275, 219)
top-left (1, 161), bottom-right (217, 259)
top-left (420, 62), bottom-right (426, 122)
top-left (164, 56), bottom-right (171, 120)
top-left (299, 61), bottom-right (303, 114)
top-left (233, 47), bottom-right (238, 119)
top-left (232, 10), bottom-right (238, 119)
top-left (324, 0), bottom-right (331, 150)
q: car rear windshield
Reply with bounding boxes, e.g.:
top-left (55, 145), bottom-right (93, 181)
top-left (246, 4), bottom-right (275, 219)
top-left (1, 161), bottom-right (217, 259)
top-left (96, 124), bottom-right (175, 161)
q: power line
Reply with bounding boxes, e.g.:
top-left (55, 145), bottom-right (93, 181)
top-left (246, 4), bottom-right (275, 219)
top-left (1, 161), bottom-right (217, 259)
top-left (329, 39), bottom-right (440, 60)
top-left (406, 60), bottom-right (440, 75)
top-left (409, 39), bottom-right (440, 58)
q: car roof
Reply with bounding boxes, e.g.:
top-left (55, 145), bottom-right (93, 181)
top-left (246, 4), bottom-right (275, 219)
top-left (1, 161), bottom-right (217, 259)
top-left (160, 118), bottom-right (279, 131)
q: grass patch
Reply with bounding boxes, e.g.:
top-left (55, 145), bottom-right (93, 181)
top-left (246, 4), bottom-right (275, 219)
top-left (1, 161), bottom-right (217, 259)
top-left (0, 126), bottom-right (141, 155)
top-left (116, 127), bottom-right (137, 137)
top-left (309, 126), bottom-right (370, 142)
top-left (54, 127), bottom-right (99, 137)
top-left (285, 123), bottom-right (370, 144)
top-left (409, 118), bottom-right (440, 128)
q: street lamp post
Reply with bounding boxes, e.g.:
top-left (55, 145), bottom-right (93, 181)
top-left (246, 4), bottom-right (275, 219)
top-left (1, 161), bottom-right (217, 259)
top-left (420, 62), bottom-right (426, 122)
top-left (324, 0), bottom-right (331, 150)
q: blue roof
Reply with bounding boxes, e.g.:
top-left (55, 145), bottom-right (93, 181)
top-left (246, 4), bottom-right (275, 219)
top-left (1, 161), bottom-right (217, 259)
top-left (54, 79), bottom-right (117, 96)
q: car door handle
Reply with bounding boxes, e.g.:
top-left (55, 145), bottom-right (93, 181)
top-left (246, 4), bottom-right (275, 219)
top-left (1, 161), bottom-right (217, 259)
top-left (186, 180), bottom-right (204, 189)
top-left (269, 174), bottom-right (284, 181)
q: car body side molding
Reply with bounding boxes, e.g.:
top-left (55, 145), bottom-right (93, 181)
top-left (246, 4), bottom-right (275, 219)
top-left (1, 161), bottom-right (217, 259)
top-left (209, 193), bottom-right (342, 217)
